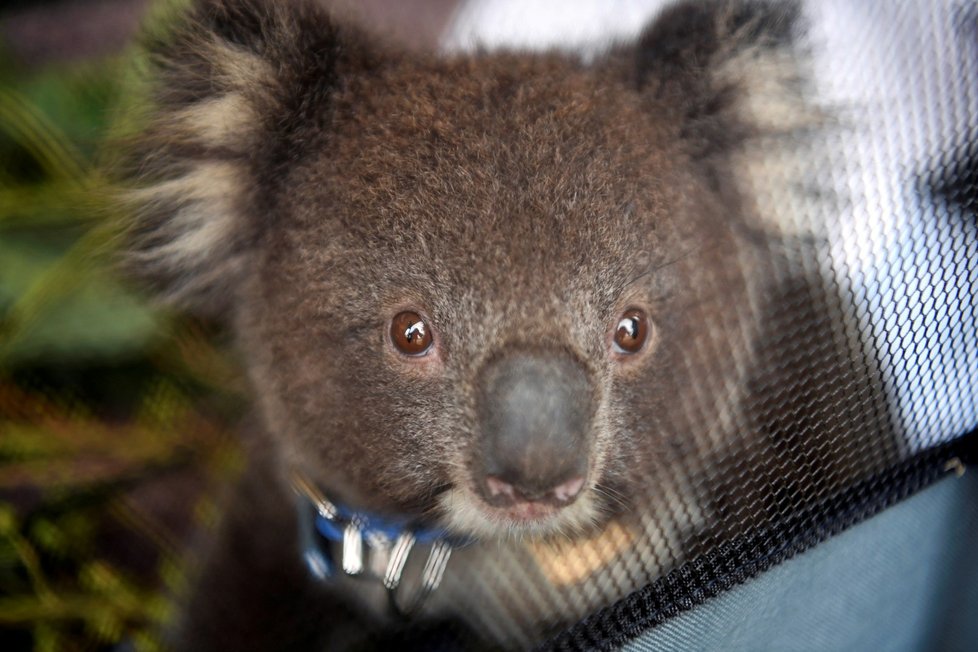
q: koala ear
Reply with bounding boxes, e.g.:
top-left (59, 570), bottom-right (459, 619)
top-left (119, 0), bottom-right (378, 312)
top-left (634, 0), bottom-right (815, 203)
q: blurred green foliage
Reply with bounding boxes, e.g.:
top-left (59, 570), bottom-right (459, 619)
top-left (0, 57), bottom-right (161, 366)
top-left (1, 27), bottom-right (244, 652)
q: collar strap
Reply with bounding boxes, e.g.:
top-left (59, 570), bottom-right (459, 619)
top-left (291, 470), bottom-right (467, 617)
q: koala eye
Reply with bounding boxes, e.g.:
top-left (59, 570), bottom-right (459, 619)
top-left (390, 311), bottom-right (434, 356)
top-left (613, 308), bottom-right (650, 355)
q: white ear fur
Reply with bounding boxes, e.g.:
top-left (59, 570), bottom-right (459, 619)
top-left (119, 0), bottom-right (348, 311)
top-left (127, 160), bottom-right (247, 301)
top-left (715, 5), bottom-right (828, 240)
top-left (635, 1), bottom-right (825, 240)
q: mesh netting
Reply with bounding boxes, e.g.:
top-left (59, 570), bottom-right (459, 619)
top-left (416, 1), bottom-right (978, 648)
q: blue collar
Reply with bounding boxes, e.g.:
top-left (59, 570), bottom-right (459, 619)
top-left (312, 499), bottom-right (455, 547)
top-left (291, 470), bottom-right (470, 616)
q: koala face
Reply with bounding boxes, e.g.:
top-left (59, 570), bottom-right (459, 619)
top-left (242, 55), bottom-right (743, 536)
top-left (125, 0), bottom-right (800, 539)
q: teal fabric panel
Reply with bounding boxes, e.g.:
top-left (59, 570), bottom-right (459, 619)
top-left (625, 472), bottom-right (978, 652)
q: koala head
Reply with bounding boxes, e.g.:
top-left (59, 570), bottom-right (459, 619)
top-left (123, 0), bottom-right (804, 539)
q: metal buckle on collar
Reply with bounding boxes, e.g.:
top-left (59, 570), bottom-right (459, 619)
top-left (291, 470), bottom-right (455, 617)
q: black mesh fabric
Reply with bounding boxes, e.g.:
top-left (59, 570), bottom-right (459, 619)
top-left (542, 431), bottom-right (978, 651)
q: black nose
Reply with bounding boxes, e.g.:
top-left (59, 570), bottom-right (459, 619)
top-left (476, 351), bottom-right (592, 506)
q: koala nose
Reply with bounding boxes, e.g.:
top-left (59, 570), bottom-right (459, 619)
top-left (476, 351), bottom-right (592, 507)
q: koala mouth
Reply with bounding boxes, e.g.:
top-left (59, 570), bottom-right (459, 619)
top-left (454, 449), bottom-right (595, 535)
top-left (440, 474), bottom-right (600, 538)
top-left (479, 474), bottom-right (587, 523)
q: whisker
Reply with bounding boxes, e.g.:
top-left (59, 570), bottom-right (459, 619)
top-left (593, 483), bottom-right (632, 513)
top-left (625, 239), bottom-right (725, 289)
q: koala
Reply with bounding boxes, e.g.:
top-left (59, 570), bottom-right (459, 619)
top-left (118, 0), bottom-right (883, 649)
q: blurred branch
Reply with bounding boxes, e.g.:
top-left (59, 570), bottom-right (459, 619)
top-left (0, 508), bottom-right (54, 602)
top-left (0, 87), bottom-right (86, 183)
